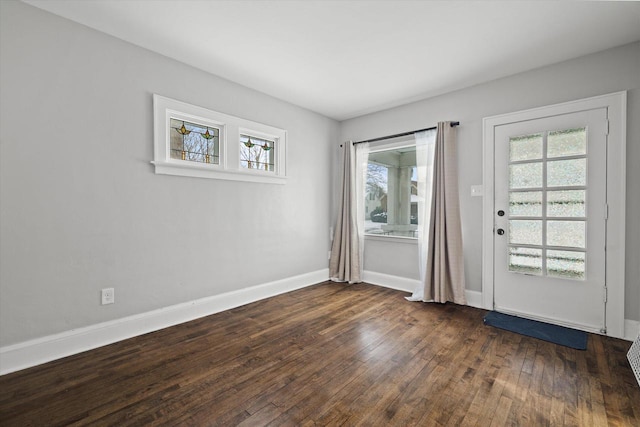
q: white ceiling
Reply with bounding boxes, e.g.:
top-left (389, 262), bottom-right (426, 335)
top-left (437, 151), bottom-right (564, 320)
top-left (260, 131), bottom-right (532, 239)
top-left (23, 0), bottom-right (640, 121)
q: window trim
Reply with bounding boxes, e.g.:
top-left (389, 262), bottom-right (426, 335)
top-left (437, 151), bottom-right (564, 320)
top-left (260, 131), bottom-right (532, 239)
top-left (152, 94), bottom-right (287, 184)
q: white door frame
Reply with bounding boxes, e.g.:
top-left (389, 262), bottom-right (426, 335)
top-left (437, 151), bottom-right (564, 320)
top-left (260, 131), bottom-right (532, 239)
top-left (482, 92), bottom-right (627, 339)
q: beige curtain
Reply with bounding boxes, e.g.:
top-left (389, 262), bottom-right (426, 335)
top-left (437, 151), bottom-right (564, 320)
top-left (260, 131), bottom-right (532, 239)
top-left (408, 122), bottom-right (466, 304)
top-left (329, 141), bottom-right (369, 283)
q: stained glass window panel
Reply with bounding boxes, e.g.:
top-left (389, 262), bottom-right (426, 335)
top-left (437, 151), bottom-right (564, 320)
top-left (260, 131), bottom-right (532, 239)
top-left (240, 134), bottom-right (275, 172)
top-left (547, 158), bottom-right (586, 187)
top-left (510, 133), bottom-right (543, 161)
top-left (510, 162), bottom-right (543, 189)
top-left (169, 118), bottom-right (219, 164)
top-left (547, 190), bottom-right (586, 217)
top-left (547, 220), bottom-right (585, 248)
top-left (509, 191), bottom-right (542, 217)
top-left (509, 220), bottom-right (542, 246)
top-left (547, 250), bottom-right (585, 279)
top-left (509, 247), bottom-right (542, 275)
top-left (548, 127), bottom-right (587, 158)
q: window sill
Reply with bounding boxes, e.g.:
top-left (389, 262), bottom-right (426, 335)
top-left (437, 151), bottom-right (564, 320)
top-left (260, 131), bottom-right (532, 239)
top-left (364, 234), bottom-right (418, 245)
top-left (151, 160), bottom-right (287, 184)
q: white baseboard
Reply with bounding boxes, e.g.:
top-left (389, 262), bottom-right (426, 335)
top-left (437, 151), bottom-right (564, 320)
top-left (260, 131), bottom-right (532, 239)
top-left (0, 269), bottom-right (328, 376)
top-left (625, 319), bottom-right (640, 342)
top-left (363, 270), bottom-right (484, 309)
top-left (362, 270), bottom-right (418, 293)
top-left (464, 290), bottom-right (484, 309)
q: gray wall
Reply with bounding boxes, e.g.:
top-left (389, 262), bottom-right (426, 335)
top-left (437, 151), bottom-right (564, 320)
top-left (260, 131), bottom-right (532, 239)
top-left (341, 42), bottom-right (640, 321)
top-left (0, 1), bottom-right (339, 346)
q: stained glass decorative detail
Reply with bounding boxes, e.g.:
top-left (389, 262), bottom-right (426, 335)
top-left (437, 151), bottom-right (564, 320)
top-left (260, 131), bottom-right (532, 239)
top-left (547, 250), bottom-right (585, 279)
top-left (170, 118), bottom-right (219, 164)
top-left (509, 247), bottom-right (543, 275)
top-left (510, 133), bottom-right (543, 161)
top-left (547, 220), bottom-right (585, 248)
top-left (547, 158), bottom-right (586, 187)
top-left (547, 190), bottom-right (586, 217)
top-left (509, 220), bottom-right (542, 246)
top-left (510, 162), bottom-right (543, 189)
top-left (548, 128), bottom-right (587, 158)
top-left (240, 134), bottom-right (275, 171)
top-left (509, 191), bottom-right (542, 217)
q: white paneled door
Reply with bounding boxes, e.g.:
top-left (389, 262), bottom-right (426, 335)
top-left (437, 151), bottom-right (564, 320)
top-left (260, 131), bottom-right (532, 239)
top-left (493, 108), bottom-right (608, 332)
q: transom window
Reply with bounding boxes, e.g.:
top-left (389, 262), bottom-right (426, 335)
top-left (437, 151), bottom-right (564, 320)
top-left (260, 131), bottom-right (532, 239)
top-left (153, 95), bottom-right (287, 184)
top-left (170, 118), bottom-right (220, 164)
top-left (240, 134), bottom-right (275, 171)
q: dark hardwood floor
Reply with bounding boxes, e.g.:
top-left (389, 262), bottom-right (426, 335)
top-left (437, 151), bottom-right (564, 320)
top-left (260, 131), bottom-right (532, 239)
top-left (1, 282), bottom-right (638, 426)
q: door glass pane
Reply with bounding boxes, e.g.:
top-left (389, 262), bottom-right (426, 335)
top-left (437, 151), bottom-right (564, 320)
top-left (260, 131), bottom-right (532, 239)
top-left (510, 133), bottom-right (543, 161)
top-left (509, 220), bottom-right (542, 245)
top-left (547, 158), bottom-right (586, 187)
top-left (548, 128), bottom-right (586, 158)
top-left (510, 162), bottom-right (542, 189)
top-left (509, 247), bottom-right (542, 275)
top-left (547, 190), bottom-right (586, 217)
top-left (547, 221), bottom-right (585, 248)
top-left (509, 191), bottom-right (542, 216)
top-left (547, 250), bottom-right (585, 280)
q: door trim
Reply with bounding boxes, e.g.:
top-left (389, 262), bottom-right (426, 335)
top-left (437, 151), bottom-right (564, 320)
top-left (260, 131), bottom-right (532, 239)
top-left (482, 92), bottom-right (627, 338)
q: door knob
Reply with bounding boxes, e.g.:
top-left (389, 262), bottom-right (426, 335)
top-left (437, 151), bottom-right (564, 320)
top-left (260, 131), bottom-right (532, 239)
top-left (497, 228), bottom-right (505, 235)
top-left (497, 210), bottom-right (505, 216)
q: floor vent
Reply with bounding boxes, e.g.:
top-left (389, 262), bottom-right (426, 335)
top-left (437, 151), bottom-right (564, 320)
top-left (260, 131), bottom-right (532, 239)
top-left (628, 332), bottom-right (640, 387)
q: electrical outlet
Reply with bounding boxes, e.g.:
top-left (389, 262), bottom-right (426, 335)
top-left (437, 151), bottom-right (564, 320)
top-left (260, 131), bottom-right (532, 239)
top-left (470, 185), bottom-right (484, 197)
top-left (101, 288), bottom-right (115, 305)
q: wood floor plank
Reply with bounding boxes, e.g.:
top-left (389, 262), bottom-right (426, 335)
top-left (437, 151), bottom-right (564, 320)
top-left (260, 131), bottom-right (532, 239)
top-left (1, 282), bottom-right (638, 426)
top-left (576, 349), bottom-right (595, 427)
top-left (489, 395), bottom-right (513, 427)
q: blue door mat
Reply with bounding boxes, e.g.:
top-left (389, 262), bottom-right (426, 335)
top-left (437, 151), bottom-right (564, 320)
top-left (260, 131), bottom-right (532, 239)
top-left (483, 311), bottom-right (588, 350)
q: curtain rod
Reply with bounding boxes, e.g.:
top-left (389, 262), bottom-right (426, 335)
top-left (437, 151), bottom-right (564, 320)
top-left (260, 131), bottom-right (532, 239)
top-left (352, 121), bottom-right (459, 145)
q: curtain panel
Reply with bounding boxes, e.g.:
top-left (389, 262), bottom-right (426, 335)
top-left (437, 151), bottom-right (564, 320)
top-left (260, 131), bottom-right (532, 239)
top-left (329, 141), bottom-right (369, 283)
top-left (408, 122), bottom-right (466, 304)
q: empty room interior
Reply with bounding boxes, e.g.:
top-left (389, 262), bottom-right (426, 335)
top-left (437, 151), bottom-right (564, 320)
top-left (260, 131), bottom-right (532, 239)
top-left (1, 0), bottom-right (640, 425)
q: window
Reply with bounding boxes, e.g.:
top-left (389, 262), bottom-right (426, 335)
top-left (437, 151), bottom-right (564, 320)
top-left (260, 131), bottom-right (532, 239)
top-left (170, 118), bottom-right (220, 164)
top-left (365, 139), bottom-right (418, 238)
top-left (240, 134), bottom-right (275, 171)
top-left (152, 95), bottom-right (287, 184)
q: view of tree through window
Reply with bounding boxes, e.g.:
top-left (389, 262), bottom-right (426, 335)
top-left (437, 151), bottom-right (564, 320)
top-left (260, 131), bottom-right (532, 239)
top-left (365, 146), bottom-right (418, 238)
top-left (170, 118), bottom-right (219, 164)
top-left (240, 134), bottom-right (275, 171)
